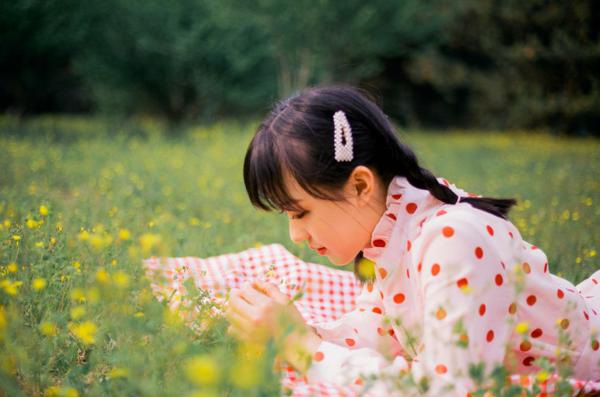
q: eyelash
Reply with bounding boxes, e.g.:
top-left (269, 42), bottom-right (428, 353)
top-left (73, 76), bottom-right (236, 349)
top-left (290, 211), bottom-right (308, 220)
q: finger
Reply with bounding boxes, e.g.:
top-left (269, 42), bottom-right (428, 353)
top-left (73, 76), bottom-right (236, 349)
top-left (240, 283), bottom-right (271, 305)
top-left (227, 296), bottom-right (259, 321)
top-left (253, 281), bottom-right (288, 304)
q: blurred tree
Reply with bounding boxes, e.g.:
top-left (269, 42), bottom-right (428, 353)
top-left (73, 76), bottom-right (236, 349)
top-left (0, 0), bottom-right (92, 114)
top-left (395, 0), bottom-right (600, 134)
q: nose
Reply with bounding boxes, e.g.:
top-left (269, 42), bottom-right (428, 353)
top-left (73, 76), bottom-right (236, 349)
top-left (288, 220), bottom-right (309, 244)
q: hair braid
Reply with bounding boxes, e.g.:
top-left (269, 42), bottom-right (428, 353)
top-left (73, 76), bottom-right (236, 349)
top-left (388, 138), bottom-right (517, 220)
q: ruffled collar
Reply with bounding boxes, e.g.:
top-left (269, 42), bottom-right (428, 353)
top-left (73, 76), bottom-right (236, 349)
top-left (362, 175), bottom-right (468, 262)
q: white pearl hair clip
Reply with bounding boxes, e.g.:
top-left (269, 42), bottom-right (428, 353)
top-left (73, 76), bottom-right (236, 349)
top-left (333, 110), bottom-right (354, 162)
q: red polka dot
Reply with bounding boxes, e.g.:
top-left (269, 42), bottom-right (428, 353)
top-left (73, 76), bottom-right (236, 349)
top-left (486, 225), bottom-right (494, 236)
top-left (544, 262), bottom-right (548, 273)
top-left (345, 338), bottom-right (356, 347)
top-left (495, 274), bottom-right (503, 286)
top-left (431, 263), bottom-right (440, 276)
top-left (367, 283), bottom-right (373, 292)
top-left (522, 262), bottom-right (531, 274)
top-left (526, 295), bottom-right (537, 306)
top-left (393, 293), bottom-right (406, 304)
top-left (531, 245), bottom-right (538, 250)
top-left (523, 356), bottom-right (535, 366)
top-left (584, 311), bottom-right (590, 321)
top-left (479, 304), bottom-right (486, 316)
top-left (436, 209), bottom-right (447, 216)
top-left (417, 262), bottom-right (422, 272)
top-left (372, 307), bottom-right (382, 314)
top-left (520, 340), bottom-right (532, 352)
top-left (388, 328), bottom-right (395, 337)
top-left (377, 327), bottom-right (385, 336)
top-left (406, 240), bottom-right (412, 251)
top-left (531, 328), bottom-right (543, 338)
top-left (508, 231), bottom-right (513, 239)
top-left (456, 278), bottom-right (468, 289)
top-left (406, 203), bottom-right (418, 214)
top-left (486, 330), bottom-right (494, 342)
top-left (592, 340), bottom-right (599, 351)
top-left (386, 213), bottom-right (397, 221)
top-left (560, 319), bottom-right (570, 329)
top-left (379, 268), bottom-right (387, 279)
top-left (406, 268), bottom-right (410, 278)
top-left (475, 247), bottom-right (484, 259)
top-left (557, 289), bottom-right (564, 299)
top-left (354, 377), bottom-right (363, 385)
top-left (435, 364), bottom-right (447, 374)
top-left (391, 194), bottom-right (402, 200)
top-left (508, 302), bottom-right (517, 314)
top-left (314, 351), bottom-right (324, 362)
top-left (373, 239), bottom-right (386, 247)
top-left (442, 227), bottom-right (454, 237)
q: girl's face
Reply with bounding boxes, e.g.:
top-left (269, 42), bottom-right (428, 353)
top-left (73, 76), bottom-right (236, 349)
top-left (283, 167), bottom-right (387, 266)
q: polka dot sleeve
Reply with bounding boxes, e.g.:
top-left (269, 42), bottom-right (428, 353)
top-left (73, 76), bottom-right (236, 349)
top-left (410, 216), bottom-right (513, 395)
top-left (307, 282), bottom-right (406, 386)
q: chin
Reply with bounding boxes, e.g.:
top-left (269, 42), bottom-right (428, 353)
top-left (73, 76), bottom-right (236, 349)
top-left (329, 254), bottom-right (354, 267)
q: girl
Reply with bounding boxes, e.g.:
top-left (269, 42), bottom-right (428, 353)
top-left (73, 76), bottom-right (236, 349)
top-left (222, 85), bottom-right (600, 396)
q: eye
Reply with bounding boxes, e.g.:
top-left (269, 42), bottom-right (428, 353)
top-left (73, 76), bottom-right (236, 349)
top-left (290, 211), bottom-right (308, 220)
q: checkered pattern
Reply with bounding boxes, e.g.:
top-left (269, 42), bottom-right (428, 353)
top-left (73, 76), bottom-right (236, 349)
top-left (143, 244), bottom-right (600, 396)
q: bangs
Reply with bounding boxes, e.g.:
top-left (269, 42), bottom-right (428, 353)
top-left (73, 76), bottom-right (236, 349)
top-left (243, 128), bottom-right (303, 213)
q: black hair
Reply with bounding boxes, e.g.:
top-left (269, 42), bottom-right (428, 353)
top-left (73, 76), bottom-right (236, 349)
top-left (244, 84), bottom-right (517, 221)
top-left (244, 85), bottom-right (517, 281)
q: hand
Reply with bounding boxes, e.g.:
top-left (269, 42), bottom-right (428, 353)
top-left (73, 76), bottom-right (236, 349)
top-left (225, 281), bottom-right (321, 372)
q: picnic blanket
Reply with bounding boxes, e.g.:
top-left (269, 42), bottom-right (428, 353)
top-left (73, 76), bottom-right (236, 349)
top-left (143, 243), bottom-right (600, 396)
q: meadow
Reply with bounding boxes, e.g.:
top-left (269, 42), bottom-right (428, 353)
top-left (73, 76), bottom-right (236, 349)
top-left (0, 117), bottom-right (598, 396)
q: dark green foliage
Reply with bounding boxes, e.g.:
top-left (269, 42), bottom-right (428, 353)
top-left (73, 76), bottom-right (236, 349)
top-left (1, 0), bottom-right (598, 134)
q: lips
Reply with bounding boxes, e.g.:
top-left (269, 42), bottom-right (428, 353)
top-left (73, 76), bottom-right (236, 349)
top-left (317, 247), bottom-right (327, 255)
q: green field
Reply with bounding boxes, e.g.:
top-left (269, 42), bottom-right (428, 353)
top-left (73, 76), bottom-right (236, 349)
top-left (0, 117), bottom-right (599, 396)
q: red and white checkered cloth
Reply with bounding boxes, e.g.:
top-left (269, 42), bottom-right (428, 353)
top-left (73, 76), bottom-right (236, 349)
top-left (143, 244), bottom-right (600, 396)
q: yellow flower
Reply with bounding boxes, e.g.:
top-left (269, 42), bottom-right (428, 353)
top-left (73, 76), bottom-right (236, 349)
top-left (1, 280), bottom-right (23, 295)
top-left (26, 219), bottom-right (39, 229)
top-left (536, 369), bottom-right (549, 382)
top-left (184, 355), bottom-right (220, 386)
top-left (44, 386), bottom-right (78, 397)
top-left (56, 223), bottom-right (63, 233)
top-left (515, 322), bottom-right (529, 334)
top-left (95, 269), bottom-right (110, 284)
top-left (0, 305), bottom-right (6, 333)
top-left (39, 321), bottom-right (58, 336)
top-left (185, 391), bottom-right (218, 397)
top-left (229, 358), bottom-right (261, 389)
top-left (70, 306), bottom-right (86, 320)
top-left (118, 229), bottom-right (131, 241)
top-left (107, 367), bottom-right (129, 379)
top-left (70, 288), bottom-right (86, 303)
top-left (134, 311), bottom-right (144, 318)
top-left (35, 241), bottom-right (45, 248)
top-left (355, 257), bottom-right (376, 281)
top-left (113, 271), bottom-right (130, 288)
top-left (72, 261), bottom-right (81, 271)
top-left (77, 230), bottom-right (89, 241)
top-left (39, 205), bottom-right (49, 216)
top-left (68, 321), bottom-right (97, 345)
top-left (12, 235), bottom-right (21, 242)
top-left (139, 233), bottom-right (161, 254)
top-left (7, 263), bottom-right (18, 273)
top-left (32, 278), bottom-right (47, 290)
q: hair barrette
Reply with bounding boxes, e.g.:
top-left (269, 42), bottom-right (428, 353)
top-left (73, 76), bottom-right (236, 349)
top-left (333, 110), bottom-right (353, 162)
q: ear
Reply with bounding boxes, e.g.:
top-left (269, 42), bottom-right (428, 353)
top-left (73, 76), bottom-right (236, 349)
top-left (347, 166), bottom-right (377, 207)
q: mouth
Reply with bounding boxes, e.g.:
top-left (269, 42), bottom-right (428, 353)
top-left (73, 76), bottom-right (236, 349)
top-left (317, 247), bottom-right (327, 255)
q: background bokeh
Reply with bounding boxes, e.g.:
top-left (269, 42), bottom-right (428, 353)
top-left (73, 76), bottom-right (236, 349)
top-left (1, 1), bottom-right (600, 396)
top-left (1, 0), bottom-right (599, 134)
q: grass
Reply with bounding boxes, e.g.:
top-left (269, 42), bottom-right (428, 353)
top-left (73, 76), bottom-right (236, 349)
top-left (0, 116), bottom-right (598, 396)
